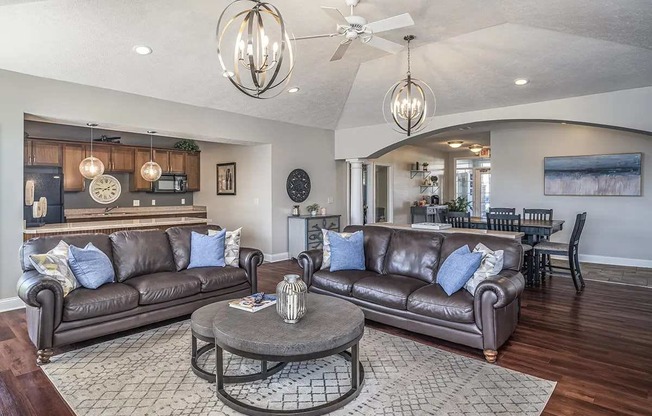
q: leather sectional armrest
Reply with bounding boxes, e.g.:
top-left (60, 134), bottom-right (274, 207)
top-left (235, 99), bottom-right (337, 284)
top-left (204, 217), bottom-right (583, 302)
top-left (17, 270), bottom-right (64, 310)
top-left (297, 249), bottom-right (323, 287)
top-left (474, 270), bottom-right (525, 310)
top-left (238, 247), bottom-right (264, 294)
top-left (16, 270), bottom-right (64, 349)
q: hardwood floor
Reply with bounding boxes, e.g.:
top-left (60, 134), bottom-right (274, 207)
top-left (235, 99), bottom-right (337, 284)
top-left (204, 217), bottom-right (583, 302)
top-left (1, 260), bottom-right (651, 415)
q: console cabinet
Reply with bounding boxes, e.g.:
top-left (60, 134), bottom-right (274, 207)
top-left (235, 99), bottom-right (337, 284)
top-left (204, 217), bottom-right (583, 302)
top-left (288, 215), bottom-right (341, 259)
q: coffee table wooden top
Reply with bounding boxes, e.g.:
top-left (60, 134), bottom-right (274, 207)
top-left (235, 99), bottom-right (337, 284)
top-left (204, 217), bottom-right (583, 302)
top-left (212, 293), bottom-right (364, 359)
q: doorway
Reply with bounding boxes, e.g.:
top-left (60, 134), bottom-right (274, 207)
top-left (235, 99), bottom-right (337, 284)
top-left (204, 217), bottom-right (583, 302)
top-left (375, 165), bottom-right (390, 223)
top-left (455, 158), bottom-right (491, 216)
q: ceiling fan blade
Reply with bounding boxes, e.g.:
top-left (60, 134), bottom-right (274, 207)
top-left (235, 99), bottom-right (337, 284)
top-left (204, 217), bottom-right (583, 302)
top-left (330, 40), bottom-right (352, 61)
top-left (294, 33), bottom-right (340, 41)
top-left (321, 6), bottom-right (350, 27)
top-left (365, 36), bottom-right (404, 54)
top-left (365, 13), bottom-right (414, 33)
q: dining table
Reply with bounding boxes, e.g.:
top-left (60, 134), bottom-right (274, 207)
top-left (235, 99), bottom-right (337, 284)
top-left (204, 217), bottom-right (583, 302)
top-left (470, 217), bottom-right (565, 244)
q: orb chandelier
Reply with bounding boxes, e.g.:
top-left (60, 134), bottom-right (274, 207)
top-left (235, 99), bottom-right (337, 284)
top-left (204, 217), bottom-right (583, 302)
top-left (383, 35), bottom-right (436, 136)
top-left (140, 130), bottom-right (163, 182)
top-left (216, 0), bottom-right (295, 99)
top-left (79, 123), bottom-right (105, 180)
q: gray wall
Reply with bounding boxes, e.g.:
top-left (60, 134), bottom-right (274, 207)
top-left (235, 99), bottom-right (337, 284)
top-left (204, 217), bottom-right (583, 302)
top-left (491, 122), bottom-right (652, 266)
top-left (0, 69), bottom-right (338, 301)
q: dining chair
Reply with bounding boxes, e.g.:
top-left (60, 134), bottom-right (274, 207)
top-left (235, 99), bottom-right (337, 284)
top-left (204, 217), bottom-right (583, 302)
top-left (487, 213), bottom-right (535, 285)
top-left (524, 208), bottom-right (554, 274)
top-left (445, 211), bottom-right (471, 228)
top-left (534, 212), bottom-right (587, 293)
top-left (488, 207), bottom-right (516, 214)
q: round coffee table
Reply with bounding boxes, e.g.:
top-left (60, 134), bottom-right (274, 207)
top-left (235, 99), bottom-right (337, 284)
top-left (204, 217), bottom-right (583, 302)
top-left (212, 293), bottom-right (365, 415)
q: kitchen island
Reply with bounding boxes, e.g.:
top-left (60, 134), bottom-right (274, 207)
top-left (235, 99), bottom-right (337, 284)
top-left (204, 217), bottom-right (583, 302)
top-left (23, 216), bottom-right (211, 240)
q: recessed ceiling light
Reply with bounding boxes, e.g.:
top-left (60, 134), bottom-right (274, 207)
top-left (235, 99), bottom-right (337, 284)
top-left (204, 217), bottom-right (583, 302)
top-left (514, 78), bottom-right (529, 86)
top-left (447, 141), bottom-right (464, 148)
top-left (222, 70), bottom-right (235, 78)
top-left (133, 45), bottom-right (153, 55)
top-left (288, 86), bottom-right (300, 93)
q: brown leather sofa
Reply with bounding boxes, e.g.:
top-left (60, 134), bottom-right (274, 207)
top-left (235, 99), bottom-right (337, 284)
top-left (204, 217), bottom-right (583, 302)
top-left (17, 225), bottom-right (263, 364)
top-left (298, 225), bottom-right (525, 363)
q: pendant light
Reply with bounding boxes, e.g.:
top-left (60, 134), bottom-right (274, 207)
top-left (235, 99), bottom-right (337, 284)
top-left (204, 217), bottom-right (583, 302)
top-left (141, 130), bottom-right (162, 182)
top-left (79, 123), bottom-right (105, 179)
top-left (383, 35), bottom-right (436, 136)
top-left (216, 0), bottom-right (295, 99)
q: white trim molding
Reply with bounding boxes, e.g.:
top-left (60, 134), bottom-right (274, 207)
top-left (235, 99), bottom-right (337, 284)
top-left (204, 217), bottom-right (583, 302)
top-left (264, 252), bottom-right (290, 263)
top-left (0, 297), bottom-right (25, 313)
top-left (552, 254), bottom-right (652, 269)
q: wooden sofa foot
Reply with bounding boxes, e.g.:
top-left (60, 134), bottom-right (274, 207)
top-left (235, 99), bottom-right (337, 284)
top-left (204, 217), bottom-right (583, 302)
top-left (483, 349), bottom-right (497, 363)
top-left (37, 349), bottom-right (53, 365)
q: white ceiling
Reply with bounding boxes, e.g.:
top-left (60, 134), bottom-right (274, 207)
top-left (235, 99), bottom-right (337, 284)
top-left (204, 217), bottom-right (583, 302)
top-left (0, 0), bottom-right (651, 131)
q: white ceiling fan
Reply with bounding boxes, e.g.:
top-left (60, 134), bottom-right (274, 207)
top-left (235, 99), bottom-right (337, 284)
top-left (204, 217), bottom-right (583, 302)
top-left (295, 0), bottom-right (415, 61)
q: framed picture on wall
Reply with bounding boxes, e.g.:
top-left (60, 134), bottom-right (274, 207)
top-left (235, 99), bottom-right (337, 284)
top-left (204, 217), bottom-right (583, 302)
top-left (216, 163), bottom-right (236, 195)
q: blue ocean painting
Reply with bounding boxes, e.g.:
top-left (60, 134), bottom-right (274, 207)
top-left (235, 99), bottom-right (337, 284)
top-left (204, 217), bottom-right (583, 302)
top-left (544, 153), bottom-right (641, 196)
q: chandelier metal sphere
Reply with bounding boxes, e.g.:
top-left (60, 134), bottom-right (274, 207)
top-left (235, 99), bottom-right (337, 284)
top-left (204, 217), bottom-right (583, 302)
top-left (141, 131), bottom-right (162, 182)
top-left (383, 35), bottom-right (436, 136)
top-left (79, 123), bottom-right (105, 180)
top-left (216, 0), bottom-right (295, 99)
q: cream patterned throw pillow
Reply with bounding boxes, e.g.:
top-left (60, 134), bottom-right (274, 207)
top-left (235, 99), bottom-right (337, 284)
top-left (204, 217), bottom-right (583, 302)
top-left (320, 229), bottom-right (353, 270)
top-left (209, 228), bottom-right (242, 267)
top-left (464, 243), bottom-right (504, 295)
top-left (29, 240), bottom-right (80, 296)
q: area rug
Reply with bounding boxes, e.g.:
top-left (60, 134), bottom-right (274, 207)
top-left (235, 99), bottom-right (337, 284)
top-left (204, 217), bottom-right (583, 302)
top-left (42, 321), bottom-right (555, 415)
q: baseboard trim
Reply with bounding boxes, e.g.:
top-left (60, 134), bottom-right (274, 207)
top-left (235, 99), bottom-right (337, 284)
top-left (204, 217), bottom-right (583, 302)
top-left (551, 254), bottom-right (652, 269)
top-left (0, 297), bottom-right (25, 313)
top-left (263, 252), bottom-right (290, 263)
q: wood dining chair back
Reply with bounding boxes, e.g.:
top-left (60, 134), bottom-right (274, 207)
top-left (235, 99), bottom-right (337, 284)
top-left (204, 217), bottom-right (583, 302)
top-left (523, 208), bottom-right (553, 222)
top-left (486, 213), bottom-right (521, 232)
top-left (488, 207), bottom-right (516, 215)
top-left (445, 211), bottom-right (471, 228)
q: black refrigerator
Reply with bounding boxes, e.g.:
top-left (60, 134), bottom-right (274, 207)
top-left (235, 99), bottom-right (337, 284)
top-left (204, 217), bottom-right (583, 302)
top-left (24, 166), bottom-right (65, 226)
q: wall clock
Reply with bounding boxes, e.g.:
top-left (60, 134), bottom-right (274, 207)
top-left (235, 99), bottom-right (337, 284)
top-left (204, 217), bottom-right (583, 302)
top-left (286, 169), bottom-right (311, 203)
top-left (89, 174), bottom-right (121, 204)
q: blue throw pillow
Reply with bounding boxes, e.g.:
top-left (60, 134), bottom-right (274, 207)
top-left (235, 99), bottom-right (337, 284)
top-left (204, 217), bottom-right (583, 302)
top-left (188, 230), bottom-right (226, 269)
top-left (68, 243), bottom-right (115, 289)
top-left (329, 231), bottom-right (365, 272)
top-left (437, 245), bottom-right (483, 296)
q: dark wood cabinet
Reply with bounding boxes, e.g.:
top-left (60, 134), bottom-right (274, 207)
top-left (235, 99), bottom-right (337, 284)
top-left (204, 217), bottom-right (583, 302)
top-left (185, 153), bottom-right (200, 191)
top-left (153, 149), bottom-right (169, 173)
top-left (62, 144), bottom-right (85, 192)
top-left (169, 151), bottom-right (186, 174)
top-left (132, 148), bottom-right (153, 191)
top-left (25, 140), bottom-right (62, 166)
top-left (110, 146), bottom-right (135, 172)
top-left (85, 144), bottom-right (111, 171)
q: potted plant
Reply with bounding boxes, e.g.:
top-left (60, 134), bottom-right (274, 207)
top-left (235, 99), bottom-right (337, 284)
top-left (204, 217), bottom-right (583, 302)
top-left (306, 203), bottom-right (320, 216)
top-left (422, 162), bottom-right (429, 171)
top-left (446, 197), bottom-right (472, 213)
top-left (173, 139), bottom-right (200, 153)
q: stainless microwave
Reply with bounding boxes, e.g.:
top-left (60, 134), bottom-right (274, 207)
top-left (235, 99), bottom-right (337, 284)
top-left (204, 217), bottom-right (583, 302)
top-left (151, 174), bottom-right (187, 193)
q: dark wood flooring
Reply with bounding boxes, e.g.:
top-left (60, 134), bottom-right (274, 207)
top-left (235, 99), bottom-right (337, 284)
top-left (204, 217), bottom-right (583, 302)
top-left (1, 260), bottom-right (651, 415)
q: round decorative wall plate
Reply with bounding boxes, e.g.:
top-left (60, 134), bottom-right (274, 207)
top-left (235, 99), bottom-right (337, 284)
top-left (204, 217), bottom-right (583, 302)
top-left (89, 174), bottom-right (122, 204)
top-left (286, 169), bottom-right (311, 203)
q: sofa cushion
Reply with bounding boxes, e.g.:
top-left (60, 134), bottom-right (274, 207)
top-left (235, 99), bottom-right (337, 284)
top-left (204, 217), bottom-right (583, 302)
top-left (312, 269), bottom-right (378, 296)
top-left (21, 233), bottom-right (113, 272)
top-left (407, 284), bottom-right (475, 323)
top-left (63, 283), bottom-right (139, 321)
top-left (68, 243), bottom-right (116, 289)
top-left (181, 266), bottom-right (249, 293)
top-left (384, 230), bottom-right (443, 283)
top-left (352, 275), bottom-right (427, 310)
top-left (440, 234), bottom-right (522, 271)
top-left (188, 230), bottom-right (226, 269)
top-left (329, 231), bottom-right (366, 272)
top-left (344, 225), bottom-right (393, 274)
top-left (166, 225), bottom-right (213, 271)
top-left (124, 272), bottom-right (201, 305)
top-left (110, 230), bottom-right (176, 282)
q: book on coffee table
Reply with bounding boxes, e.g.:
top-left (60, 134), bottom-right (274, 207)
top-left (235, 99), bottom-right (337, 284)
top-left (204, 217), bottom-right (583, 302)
top-left (229, 293), bottom-right (277, 313)
top-left (411, 222), bottom-right (453, 230)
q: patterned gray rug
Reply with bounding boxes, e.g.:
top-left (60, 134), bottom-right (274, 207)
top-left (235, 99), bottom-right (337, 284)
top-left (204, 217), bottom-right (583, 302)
top-left (42, 321), bottom-right (555, 415)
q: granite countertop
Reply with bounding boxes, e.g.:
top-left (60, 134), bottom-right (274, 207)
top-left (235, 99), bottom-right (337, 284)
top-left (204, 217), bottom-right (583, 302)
top-left (24, 217), bottom-right (210, 235)
top-left (65, 205), bottom-right (206, 220)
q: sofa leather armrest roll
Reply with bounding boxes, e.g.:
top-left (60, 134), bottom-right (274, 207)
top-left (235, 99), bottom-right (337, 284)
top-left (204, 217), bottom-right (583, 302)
top-left (473, 269), bottom-right (524, 327)
top-left (16, 270), bottom-right (64, 350)
top-left (238, 247), bottom-right (264, 294)
top-left (297, 249), bottom-right (323, 286)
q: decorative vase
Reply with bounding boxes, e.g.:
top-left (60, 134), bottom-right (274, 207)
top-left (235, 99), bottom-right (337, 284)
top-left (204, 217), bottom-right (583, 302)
top-left (276, 274), bottom-right (307, 324)
top-left (310, 210), bottom-right (317, 216)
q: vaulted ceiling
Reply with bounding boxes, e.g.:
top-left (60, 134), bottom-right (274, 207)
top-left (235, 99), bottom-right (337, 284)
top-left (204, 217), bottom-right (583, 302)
top-left (0, 0), bottom-right (651, 130)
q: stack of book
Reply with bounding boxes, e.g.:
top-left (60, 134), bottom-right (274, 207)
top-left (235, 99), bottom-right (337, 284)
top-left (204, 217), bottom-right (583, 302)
top-left (228, 293), bottom-right (277, 313)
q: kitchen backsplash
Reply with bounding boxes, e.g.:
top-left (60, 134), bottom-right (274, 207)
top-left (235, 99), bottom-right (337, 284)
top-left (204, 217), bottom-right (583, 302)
top-left (64, 173), bottom-right (193, 209)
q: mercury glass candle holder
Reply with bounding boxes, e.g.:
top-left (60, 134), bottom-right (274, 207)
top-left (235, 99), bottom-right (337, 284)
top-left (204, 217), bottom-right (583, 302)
top-left (276, 274), bottom-right (307, 324)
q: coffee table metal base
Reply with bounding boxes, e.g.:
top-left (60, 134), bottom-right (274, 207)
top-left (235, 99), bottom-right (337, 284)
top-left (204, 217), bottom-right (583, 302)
top-left (215, 343), bottom-right (365, 416)
top-left (191, 331), bottom-right (287, 383)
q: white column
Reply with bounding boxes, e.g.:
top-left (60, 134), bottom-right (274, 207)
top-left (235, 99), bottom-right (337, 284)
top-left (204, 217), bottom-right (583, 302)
top-left (348, 159), bottom-right (364, 225)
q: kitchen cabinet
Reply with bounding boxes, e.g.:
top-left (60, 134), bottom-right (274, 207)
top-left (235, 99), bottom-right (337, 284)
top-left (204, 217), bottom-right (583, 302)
top-left (132, 148), bottom-right (153, 191)
top-left (153, 149), bottom-right (169, 173)
top-left (25, 140), bottom-right (62, 166)
top-left (62, 144), bottom-right (85, 192)
top-left (85, 144), bottom-right (111, 171)
top-left (185, 152), bottom-right (200, 191)
top-left (110, 146), bottom-right (135, 172)
top-left (169, 151), bottom-right (186, 174)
